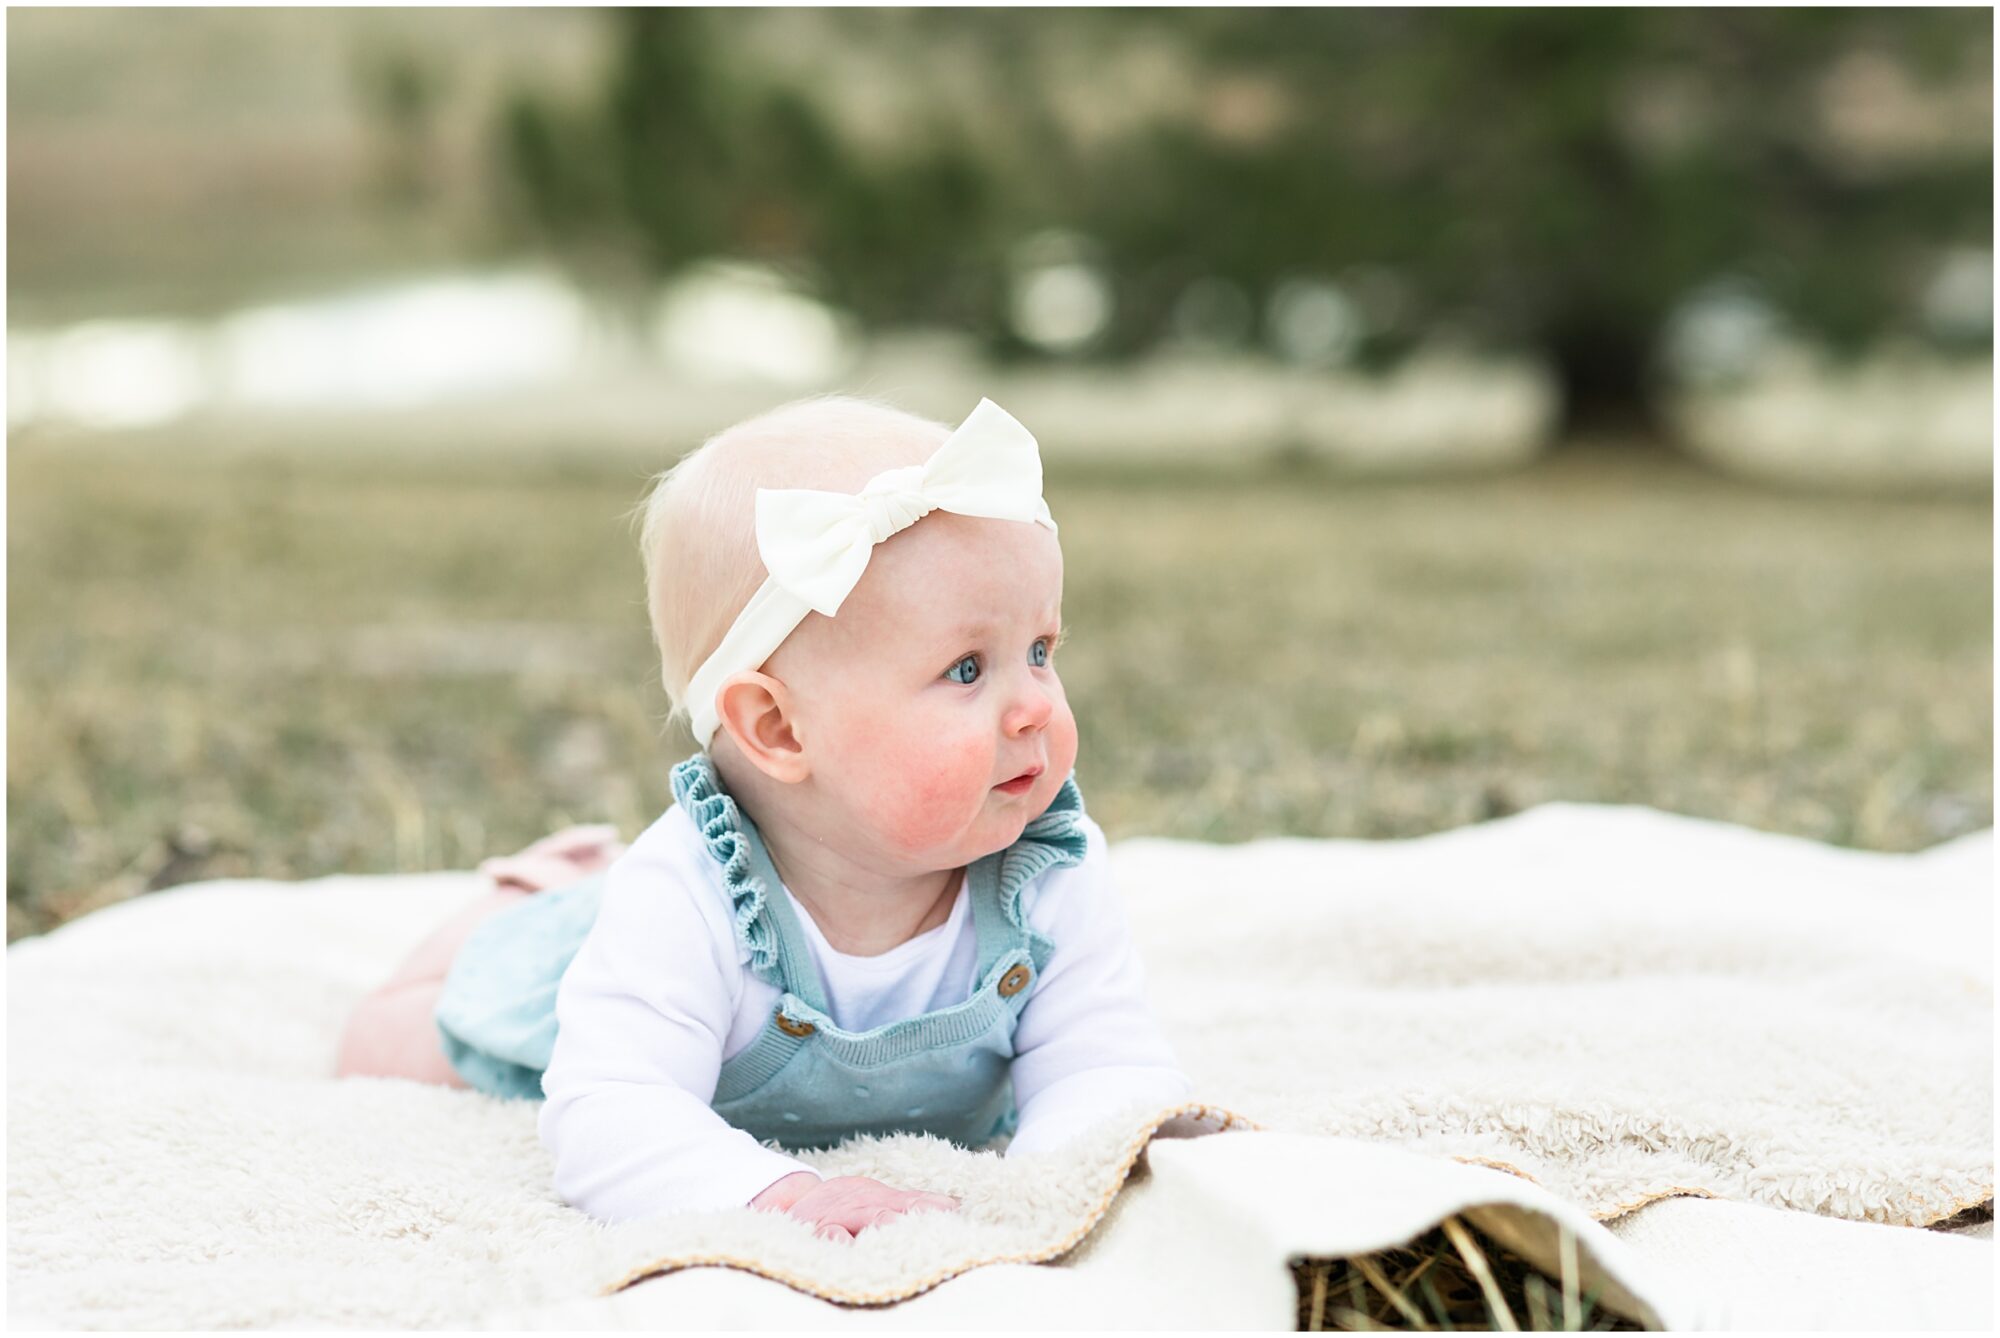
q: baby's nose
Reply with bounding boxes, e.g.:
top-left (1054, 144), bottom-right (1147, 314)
top-left (1005, 682), bottom-right (1055, 734)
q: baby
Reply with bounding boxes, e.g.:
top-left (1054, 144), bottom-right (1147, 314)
top-left (335, 394), bottom-right (1191, 1241)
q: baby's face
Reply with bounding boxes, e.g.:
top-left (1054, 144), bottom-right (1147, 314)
top-left (770, 510), bottom-right (1078, 873)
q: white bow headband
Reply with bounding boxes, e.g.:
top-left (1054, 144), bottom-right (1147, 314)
top-left (685, 397), bottom-right (1057, 750)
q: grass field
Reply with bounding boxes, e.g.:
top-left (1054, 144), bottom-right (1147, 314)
top-left (8, 428), bottom-right (1990, 943)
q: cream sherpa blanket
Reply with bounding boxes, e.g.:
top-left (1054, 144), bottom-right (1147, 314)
top-left (8, 802), bottom-right (1992, 1329)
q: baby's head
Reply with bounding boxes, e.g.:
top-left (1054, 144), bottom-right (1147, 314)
top-left (638, 395), bottom-right (1077, 877)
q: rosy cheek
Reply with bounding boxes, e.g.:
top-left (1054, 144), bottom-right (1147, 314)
top-left (1044, 703), bottom-right (1080, 792)
top-left (873, 732), bottom-right (992, 853)
top-left (1055, 711), bottom-right (1080, 774)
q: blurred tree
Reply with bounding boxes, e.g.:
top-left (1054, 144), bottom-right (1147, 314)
top-left (354, 41), bottom-right (446, 214)
top-left (1102, 7), bottom-right (1991, 432)
top-left (493, 8), bottom-right (1006, 332)
top-left (492, 7), bottom-right (1991, 436)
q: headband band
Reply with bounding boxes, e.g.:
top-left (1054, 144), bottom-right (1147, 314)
top-left (685, 397), bottom-right (1056, 749)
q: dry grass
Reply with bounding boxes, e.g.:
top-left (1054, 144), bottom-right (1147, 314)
top-left (8, 428), bottom-right (1990, 942)
top-left (1292, 1217), bottom-right (1652, 1331)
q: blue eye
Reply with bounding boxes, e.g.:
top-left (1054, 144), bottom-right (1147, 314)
top-left (1029, 638), bottom-right (1050, 668)
top-left (945, 654), bottom-right (980, 685)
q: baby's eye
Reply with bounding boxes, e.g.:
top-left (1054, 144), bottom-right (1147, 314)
top-left (944, 654), bottom-right (980, 685)
top-left (1029, 637), bottom-right (1050, 668)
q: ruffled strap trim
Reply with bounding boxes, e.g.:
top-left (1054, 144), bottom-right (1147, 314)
top-left (997, 771), bottom-right (1089, 930)
top-left (669, 752), bottom-right (783, 984)
top-left (669, 752), bottom-right (1091, 977)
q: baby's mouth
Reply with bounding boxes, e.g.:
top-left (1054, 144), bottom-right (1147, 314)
top-left (994, 765), bottom-right (1043, 794)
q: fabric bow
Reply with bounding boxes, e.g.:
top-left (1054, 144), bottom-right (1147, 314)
top-left (751, 397), bottom-right (1057, 618)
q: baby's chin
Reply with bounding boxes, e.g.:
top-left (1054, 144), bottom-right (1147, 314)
top-left (899, 796), bottom-right (1037, 870)
top-left (981, 779), bottom-right (1051, 838)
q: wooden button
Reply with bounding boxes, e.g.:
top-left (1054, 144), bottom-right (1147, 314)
top-left (775, 1010), bottom-right (816, 1038)
top-left (998, 964), bottom-right (1032, 998)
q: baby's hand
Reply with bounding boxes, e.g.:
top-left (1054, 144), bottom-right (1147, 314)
top-left (750, 1171), bottom-right (959, 1241)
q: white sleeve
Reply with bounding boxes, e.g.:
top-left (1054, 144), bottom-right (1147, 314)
top-left (1005, 814), bottom-right (1193, 1158)
top-left (537, 821), bottom-right (814, 1220)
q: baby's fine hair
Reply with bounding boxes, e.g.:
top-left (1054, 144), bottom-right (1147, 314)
top-left (634, 393), bottom-right (952, 732)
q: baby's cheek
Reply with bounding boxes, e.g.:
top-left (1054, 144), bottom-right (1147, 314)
top-left (873, 737), bottom-right (992, 853)
top-left (1048, 696), bottom-right (1080, 773)
top-left (1035, 706), bottom-right (1081, 809)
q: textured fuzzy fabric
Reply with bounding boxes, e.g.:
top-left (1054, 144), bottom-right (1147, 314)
top-left (1122, 801), bottom-right (1993, 1228)
top-left (6, 801), bottom-right (1990, 1328)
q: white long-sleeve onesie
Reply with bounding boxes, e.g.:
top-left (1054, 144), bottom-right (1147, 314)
top-left (537, 800), bottom-right (1192, 1222)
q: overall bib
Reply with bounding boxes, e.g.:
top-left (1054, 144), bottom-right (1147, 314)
top-left (434, 752), bottom-right (1088, 1150)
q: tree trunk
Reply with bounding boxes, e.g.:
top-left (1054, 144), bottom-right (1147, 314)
top-left (1547, 317), bottom-right (1669, 445)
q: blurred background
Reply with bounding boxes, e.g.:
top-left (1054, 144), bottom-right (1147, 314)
top-left (8, 7), bottom-right (1993, 941)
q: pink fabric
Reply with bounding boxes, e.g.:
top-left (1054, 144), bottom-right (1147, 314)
top-left (478, 824), bottom-right (629, 894)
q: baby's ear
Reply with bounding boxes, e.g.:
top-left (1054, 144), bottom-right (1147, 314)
top-left (714, 672), bottom-right (809, 784)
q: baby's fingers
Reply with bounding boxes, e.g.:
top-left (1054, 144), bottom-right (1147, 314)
top-left (816, 1206), bottom-right (900, 1239)
top-left (903, 1192), bottom-right (960, 1215)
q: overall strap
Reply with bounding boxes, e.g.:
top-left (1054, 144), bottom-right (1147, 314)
top-left (967, 774), bottom-right (1090, 988)
top-left (965, 850), bottom-right (1032, 982)
top-left (733, 808), bottom-right (832, 1015)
